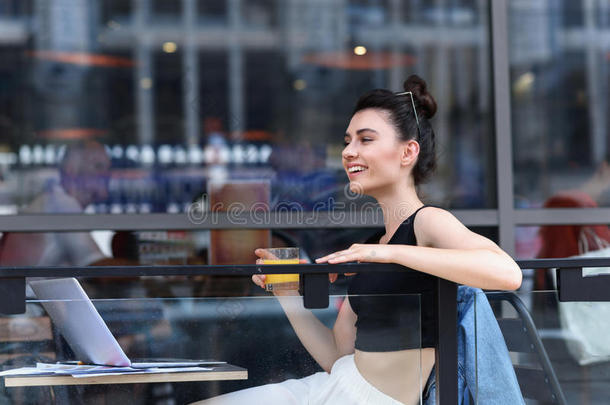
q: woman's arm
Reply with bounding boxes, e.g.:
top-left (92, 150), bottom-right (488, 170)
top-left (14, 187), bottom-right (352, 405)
top-left (316, 207), bottom-right (522, 291)
top-left (253, 249), bottom-right (357, 372)
top-left (271, 291), bottom-right (357, 372)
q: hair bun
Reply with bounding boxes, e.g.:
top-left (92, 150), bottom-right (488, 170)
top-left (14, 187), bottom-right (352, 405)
top-left (403, 75), bottom-right (437, 119)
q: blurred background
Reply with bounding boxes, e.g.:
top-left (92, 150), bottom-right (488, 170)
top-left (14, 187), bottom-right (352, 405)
top-left (2, 2), bottom-right (610, 403)
top-left (0, 0), bottom-right (608, 265)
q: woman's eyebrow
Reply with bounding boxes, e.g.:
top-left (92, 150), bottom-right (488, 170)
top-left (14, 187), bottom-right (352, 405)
top-left (344, 128), bottom-right (378, 138)
top-left (356, 128), bottom-right (379, 135)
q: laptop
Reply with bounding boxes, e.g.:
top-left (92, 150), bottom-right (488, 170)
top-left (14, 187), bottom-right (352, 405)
top-left (29, 278), bottom-right (226, 369)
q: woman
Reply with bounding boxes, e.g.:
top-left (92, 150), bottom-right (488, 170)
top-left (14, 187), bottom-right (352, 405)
top-left (194, 75), bottom-right (522, 405)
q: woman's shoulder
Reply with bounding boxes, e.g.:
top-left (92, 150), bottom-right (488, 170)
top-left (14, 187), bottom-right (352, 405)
top-left (415, 206), bottom-right (462, 228)
top-left (414, 206), bottom-right (464, 246)
top-left (414, 205), bottom-right (451, 222)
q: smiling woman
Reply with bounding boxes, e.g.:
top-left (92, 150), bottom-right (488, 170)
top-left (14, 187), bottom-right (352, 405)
top-left (343, 76), bottom-right (437, 190)
top-left (192, 75), bottom-right (522, 405)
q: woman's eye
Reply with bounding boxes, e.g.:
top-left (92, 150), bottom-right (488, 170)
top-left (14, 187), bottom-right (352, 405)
top-left (362, 138), bottom-right (372, 143)
top-left (343, 140), bottom-right (350, 146)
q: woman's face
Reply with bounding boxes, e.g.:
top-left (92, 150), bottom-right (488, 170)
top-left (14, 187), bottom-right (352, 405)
top-left (343, 108), bottom-right (415, 196)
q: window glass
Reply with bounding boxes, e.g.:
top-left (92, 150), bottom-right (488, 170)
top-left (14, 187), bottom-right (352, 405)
top-left (152, 0), bottom-right (181, 18)
top-left (0, 1), bottom-right (494, 219)
top-left (510, 1), bottom-right (610, 208)
top-left (516, 224), bottom-right (610, 260)
top-left (515, 223), bottom-right (610, 293)
top-left (0, 225), bottom-right (498, 267)
top-left (3, 293), bottom-right (420, 402)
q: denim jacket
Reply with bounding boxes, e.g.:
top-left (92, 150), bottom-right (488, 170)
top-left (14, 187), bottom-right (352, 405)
top-left (423, 286), bottom-right (524, 404)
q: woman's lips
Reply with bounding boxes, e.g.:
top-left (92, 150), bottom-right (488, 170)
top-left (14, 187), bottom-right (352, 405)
top-left (347, 169), bottom-right (366, 178)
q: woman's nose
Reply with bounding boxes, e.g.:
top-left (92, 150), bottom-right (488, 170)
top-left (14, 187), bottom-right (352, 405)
top-left (342, 145), bottom-right (357, 159)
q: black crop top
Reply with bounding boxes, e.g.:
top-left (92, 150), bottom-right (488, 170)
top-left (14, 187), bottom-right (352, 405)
top-left (347, 205), bottom-right (436, 351)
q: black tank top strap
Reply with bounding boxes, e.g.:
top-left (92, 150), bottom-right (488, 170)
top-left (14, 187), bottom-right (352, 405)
top-left (389, 204), bottom-right (437, 245)
top-left (412, 204), bottom-right (433, 218)
top-left (410, 204), bottom-right (432, 226)
top-left (363, 205), bottom-right (438, 245)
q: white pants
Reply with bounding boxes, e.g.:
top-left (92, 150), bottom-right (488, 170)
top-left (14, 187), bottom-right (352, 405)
top-left (195, 355), bottom-right (403, 405)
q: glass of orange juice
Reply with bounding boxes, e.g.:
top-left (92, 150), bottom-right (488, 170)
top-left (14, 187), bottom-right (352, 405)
top-left (262, 247), bottom-right (300, 292)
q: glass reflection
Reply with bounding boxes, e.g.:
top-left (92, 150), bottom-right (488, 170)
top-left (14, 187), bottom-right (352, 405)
top-left (510, 1), bottom-right (610, 208)
top-left (486, 290), bottom-right (610, 405)
top-left (0, 141), bottom-right (111, 266)
top-left (0, 292), bottom-right (421, 404)
top-left (0, 0), bottom-right (494, 214)
top-left (515, 221), bottom-right (610, 291)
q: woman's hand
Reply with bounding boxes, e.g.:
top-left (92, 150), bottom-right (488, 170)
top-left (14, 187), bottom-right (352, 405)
top-left (316, 244), bottom-right (394, 265)
top-left (253, 248), bottom-right (339, 290)
top-left (252, 248), bottom-right (276, 290)
top-left (253, 248), bottom-right (298, 294)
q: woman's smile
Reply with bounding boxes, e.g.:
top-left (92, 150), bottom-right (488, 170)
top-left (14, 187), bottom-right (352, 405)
top-left (346, 163), bottom-right (368, 178)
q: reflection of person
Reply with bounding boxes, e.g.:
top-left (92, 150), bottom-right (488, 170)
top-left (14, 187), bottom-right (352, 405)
top-left (0, 141), bottom-right (110, 266)
top-left (194, 75), bottom-right (522, 404)
top-left (534, 161), bottom-right (610, 289)
top-left (538, 191), bottom-right (610, 258)
top-left (535, 190), bottom-right (610, 290)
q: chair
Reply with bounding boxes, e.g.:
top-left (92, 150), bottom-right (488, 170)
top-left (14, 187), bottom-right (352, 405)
top-left (487, 292), bottom-right (567, 405)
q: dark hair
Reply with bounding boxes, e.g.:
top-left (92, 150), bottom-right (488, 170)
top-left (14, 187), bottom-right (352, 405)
top-left (352, 74), bottom-right (437, 185)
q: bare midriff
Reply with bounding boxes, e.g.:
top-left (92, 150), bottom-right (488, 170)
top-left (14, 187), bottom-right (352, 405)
top-left (354, 348), bottom-right (436, 405)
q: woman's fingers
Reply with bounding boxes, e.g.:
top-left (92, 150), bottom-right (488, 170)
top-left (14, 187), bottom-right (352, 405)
top-left (254, 249), bottom-right (306, 291)
top-left (327, 254), bottom-right (356, 264)
top-left (315, 253), bottom-right (328, 263)
top-left (254, 248), bottom-right (279, 260)
top-left (251, 274), bottom-right (266, 289)
top-left (320, 248), bottom-right (360, 264)
top-left (317, 246), bottom-right (365, 276)
top-left (316, 249), bottom-right (348, 263)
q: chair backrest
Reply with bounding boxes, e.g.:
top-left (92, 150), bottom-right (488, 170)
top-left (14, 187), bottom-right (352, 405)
top-left (487, 292), bottom-right (567, 405)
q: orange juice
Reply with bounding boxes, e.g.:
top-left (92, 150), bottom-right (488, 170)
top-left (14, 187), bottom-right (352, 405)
top-left (263, 256), bottom-right (299, 291)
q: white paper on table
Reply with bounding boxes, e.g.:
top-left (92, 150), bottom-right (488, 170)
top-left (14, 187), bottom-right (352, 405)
top-left (70, 366), bottom-right (213, 377)
top-left (36, 363), bottom-right (143, 375)
top-left (1, 364), bottom-right (213, 378)
top-left (143, 367), bottom-right (212, 373)
top-left (71, 370), bottom-right (150, 378)
top-left (0, 367), bottom-right (56, 376)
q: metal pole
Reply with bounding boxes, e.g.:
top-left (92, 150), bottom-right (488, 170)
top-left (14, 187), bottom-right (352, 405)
top-left (183, 0), bottom-right (200, 146)
top-left (228, 0), bottom-right (244, 137)
top-left (134, 0), bottom-right (154, 146)
top-left (490, 0), bottom-right (516, 255)
top-left (435, 279), bottom-right (458, 405)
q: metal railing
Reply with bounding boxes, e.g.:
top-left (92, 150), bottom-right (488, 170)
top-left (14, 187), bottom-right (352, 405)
top-left (1, 258), bottom-right (609, 404)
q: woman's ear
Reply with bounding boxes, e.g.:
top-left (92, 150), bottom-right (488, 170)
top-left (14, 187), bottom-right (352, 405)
top-left (401, 140), bottom-right (420, 167)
